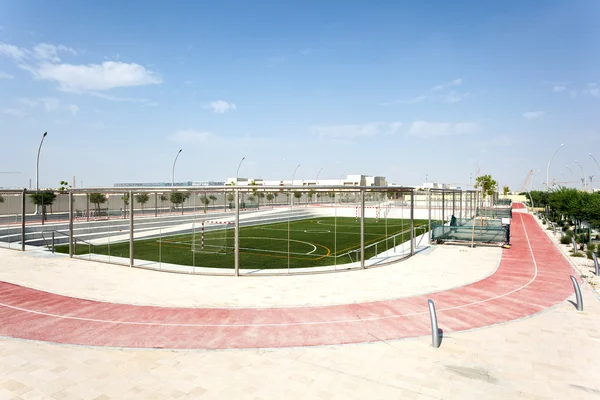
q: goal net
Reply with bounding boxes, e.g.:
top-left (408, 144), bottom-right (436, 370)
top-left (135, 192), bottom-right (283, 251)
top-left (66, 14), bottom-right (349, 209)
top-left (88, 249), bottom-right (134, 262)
top-left (191, 220), bottom-right (234, 254)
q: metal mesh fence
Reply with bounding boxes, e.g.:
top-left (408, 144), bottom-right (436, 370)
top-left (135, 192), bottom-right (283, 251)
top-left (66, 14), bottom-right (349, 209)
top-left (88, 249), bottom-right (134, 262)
top-left (1, 186), bottom-right (507, 274)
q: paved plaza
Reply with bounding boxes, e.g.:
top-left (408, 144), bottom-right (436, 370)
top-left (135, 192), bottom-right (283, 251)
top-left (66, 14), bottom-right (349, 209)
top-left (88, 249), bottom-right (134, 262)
top-left (1, 205), bottom-right (599, 398)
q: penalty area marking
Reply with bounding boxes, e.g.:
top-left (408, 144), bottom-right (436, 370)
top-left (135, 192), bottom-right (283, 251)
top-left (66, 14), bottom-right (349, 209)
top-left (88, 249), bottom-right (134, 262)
top-left (303, 229), bottom-right (331, 234)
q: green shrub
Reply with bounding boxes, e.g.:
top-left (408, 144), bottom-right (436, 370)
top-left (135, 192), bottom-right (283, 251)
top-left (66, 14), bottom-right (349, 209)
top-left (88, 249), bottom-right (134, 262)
top-left (571, 251), bottom-right (584, 257)
top-left (562, 225), bottom-right (569, 232)
top-left (588, 243), bottom-right (597, 252)
top-left (586, 250), bottom-right (595, 260)
top-left (542, 220), bottom-right (547, 225)
top-left (576, 234), bottom-right (590, 244)
top-left (560, 236), bottom-right (572, 245)
top-left (564, 230), bottom-right (574, 238)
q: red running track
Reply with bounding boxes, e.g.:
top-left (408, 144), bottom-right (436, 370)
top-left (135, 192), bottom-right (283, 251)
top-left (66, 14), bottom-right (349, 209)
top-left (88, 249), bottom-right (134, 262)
top-left (0, 206), bottom-right (575, 349)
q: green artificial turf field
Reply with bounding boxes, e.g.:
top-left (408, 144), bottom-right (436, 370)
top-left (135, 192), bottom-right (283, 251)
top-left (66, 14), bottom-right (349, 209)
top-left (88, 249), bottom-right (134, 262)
top-left (59, 217), bottom-right (428, 270)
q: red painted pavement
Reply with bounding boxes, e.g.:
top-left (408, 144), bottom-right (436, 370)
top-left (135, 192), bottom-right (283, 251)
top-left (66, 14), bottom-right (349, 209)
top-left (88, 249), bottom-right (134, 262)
top-left (0, 204), bottom-right (575, 349)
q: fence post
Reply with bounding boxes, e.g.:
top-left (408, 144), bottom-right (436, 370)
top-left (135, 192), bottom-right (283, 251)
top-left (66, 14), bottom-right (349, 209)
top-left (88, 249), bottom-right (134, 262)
top-left (570, 276), bottom-right (583, 311)
top-left (452, 191), bottom-right (456, 216)
top-left (571, 236), bottom-right (577, 253)
top-left (427, 189), bottom-right (431, 243)
top-left (360, 189), bottom-right (365, 269)
top-left (441, 190), bottom-right (445, 224)
top-left (593, 252), bottom-right (599, 276)
top-left (52, 231), bottom-right (55, 253)
top-left (428, 299), bottom-right (441, 348)
top-left (68, 191), bottom-right (74, 258)
top-left (410, 190), bottom-right (415, 255)
top-left (155, 192), bottom-right (158, 217)
top-left (21, 189), bottom-right (26, 251)
top-left (235, 188), bottom-right (240, 276)
top-left (129, 190), bottom-right (134, 267)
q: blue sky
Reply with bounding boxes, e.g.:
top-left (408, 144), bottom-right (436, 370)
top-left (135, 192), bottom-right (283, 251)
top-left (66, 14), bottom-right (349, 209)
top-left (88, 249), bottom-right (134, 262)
top-left (1, 0), bottom-right (599, 190)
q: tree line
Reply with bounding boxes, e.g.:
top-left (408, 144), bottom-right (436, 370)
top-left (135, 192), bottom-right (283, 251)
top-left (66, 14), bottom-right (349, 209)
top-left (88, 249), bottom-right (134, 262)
top-left (524, 188), bottom-right (600, 230)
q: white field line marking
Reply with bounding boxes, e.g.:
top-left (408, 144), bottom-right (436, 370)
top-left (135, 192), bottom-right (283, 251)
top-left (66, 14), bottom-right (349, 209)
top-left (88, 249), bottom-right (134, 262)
top-left (0, 213), bottom-right (541, 328)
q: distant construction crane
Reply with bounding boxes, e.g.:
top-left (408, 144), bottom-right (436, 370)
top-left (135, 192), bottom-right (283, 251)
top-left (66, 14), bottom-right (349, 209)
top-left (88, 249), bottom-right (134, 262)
top-left (550, 178), bottom-right (570, 187)
top-left (519, 170), bottom-right (533, 192)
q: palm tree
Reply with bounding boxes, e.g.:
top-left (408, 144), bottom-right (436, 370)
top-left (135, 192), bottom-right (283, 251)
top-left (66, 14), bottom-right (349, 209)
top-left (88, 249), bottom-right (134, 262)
top-left (209, 195), bottom-right (217, 208)
top-left (227, 192), bottom-right (235, 209)
top-left (200, 195), bottom-right (210, 213)
top-left (266, 193), bottom-right (274, 207)
top-left (0, 194), bottom-right (4, 204)
top-left (135, 193), bottom-right (150, 212)
top-left (89, 193), bottom-right (107, 212)
top-left (159, 194), bottom-right (168, 212)
top-left (29, 191), bottom-right (57, 224)
top-left (307, 189), bottom-right (316, 204)
top-left (293, 191), bottom-right (302, 204)
top-left (249, 180), bottom-right (260, 209)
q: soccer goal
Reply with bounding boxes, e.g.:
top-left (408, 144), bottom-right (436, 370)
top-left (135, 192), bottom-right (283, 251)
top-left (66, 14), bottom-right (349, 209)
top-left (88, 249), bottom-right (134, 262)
top-left (191, 220), bottom-right (234, 254)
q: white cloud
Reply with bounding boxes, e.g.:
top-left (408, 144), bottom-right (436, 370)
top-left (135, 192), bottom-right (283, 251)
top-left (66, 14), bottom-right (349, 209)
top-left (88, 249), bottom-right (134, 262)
top-left (17, 97), bottom-right (78, 115)
top-left (0, 42), bottom-right (28, 60)
top-left (67, 104), bottom-right (79, 115)
top-left (454, 122), bottom-right (480, 134)
top-left (314, 122), bottom-right (402, 140)
top-left (407, 121), bottom-right (480, 137)
top-left (89, 92), bottom-right (149, 103)
top-left (299, 49), bottom-right (312, 56)
top-left (204, 100), bottom-right (236, 114)
top-left (0, 107), bottom-right (27, 118)
top-left (39, 98), bottom-right (60, 111)
top-left (183, 80), bottom-right (194, 85)
top-left (583, 83), bottom-right (599, 98)
top-left (552, 85), bottom-right (566, 92)
top-left (168, 129), bottom-right (215, 144)
top-left (0, 71), bottom-right (14, 79)
top-left (404, 95), bottom-right (426, 104)
top-left (1, 41), bottom-right (162, 94)
top-left (31, 61), bottom-right (162, 92)
top-left (491, 135), bottom-right (513, 147)
top-left (32, 43), bottom-right (76, 62)
top-left (432, 78), bottom-right (462, 91)
top-left (522, 111), bottom-right (544, 119)
top-left (444, 91), bottom-right (470, 103)
top-left (380, 95), bottom-right (426, 106)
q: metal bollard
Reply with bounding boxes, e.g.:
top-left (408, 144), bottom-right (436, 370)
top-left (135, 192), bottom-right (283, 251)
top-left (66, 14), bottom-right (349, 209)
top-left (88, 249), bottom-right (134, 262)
top-left (593, 253), bottom-right (599, 276)
top-left (428, 299), bottom-right (441, 348)
top-left (51, 231), bottom-right (55, 253)
top-left (571, 237), bottom-right (578, 253)
top-left (570, 276), bottom-right (583, 312)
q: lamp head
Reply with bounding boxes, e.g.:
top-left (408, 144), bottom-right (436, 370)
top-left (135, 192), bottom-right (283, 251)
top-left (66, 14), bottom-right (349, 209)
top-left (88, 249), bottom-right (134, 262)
top-left (42, 132), bottom-right (47, 137)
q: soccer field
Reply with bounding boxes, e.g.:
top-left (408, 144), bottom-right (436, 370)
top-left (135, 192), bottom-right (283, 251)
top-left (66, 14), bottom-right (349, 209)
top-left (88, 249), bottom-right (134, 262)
top-left (61, 217), bottom-right (428, 270)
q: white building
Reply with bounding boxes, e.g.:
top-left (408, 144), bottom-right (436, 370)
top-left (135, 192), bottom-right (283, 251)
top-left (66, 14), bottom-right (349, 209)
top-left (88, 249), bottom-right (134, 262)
top-left (226, 174), bottom-right (387, 187)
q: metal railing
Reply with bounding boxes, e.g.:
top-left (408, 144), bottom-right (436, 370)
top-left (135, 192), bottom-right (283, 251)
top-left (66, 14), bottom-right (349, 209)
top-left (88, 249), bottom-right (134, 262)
top-left (1, 186), bottom-right (489, 275)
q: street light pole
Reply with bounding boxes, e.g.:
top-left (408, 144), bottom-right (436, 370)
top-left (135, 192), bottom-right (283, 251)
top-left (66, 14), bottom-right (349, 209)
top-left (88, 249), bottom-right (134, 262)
top-left (316, 167), bottom-right (323, 185)
top-left (566, 165), bottom-right (574, 186)
top-left (35, 131), bottom-right (48, 215)
top-left (546, 144), bottom-right (564, 191)
top-left (574, 160), bottom-right (586, 191)
top-left (590, 153), bottom-right (600, 192)
top-left (236, 156), bottom-right (246, 184)
top-left (288, 163), bottom-right (300, 274)
top-left (171, 149), bottom-right (182, 187)
top-left (290, 164), bottom-right (300, 208)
